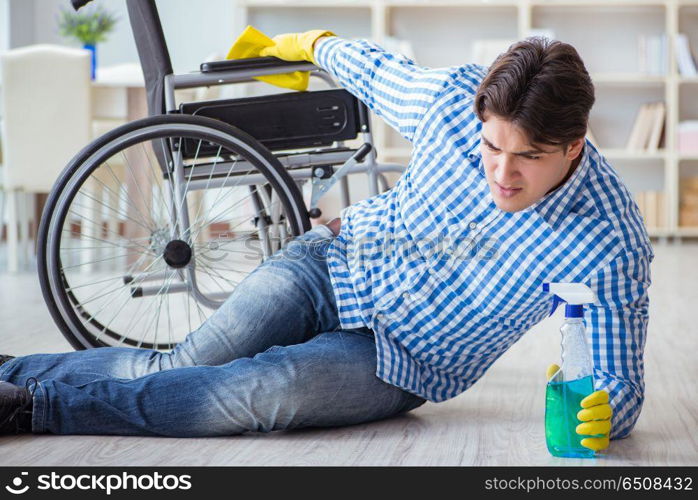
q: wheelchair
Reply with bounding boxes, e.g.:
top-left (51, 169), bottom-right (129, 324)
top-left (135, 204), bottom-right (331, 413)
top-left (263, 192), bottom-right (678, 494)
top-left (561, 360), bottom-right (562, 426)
top-left (37, 0), bottom-right (406, 351)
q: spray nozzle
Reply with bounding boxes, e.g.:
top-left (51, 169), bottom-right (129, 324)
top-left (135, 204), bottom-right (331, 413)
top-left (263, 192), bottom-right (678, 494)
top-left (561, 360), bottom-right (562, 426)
top-left (542, 282), bottom-right (596, 318)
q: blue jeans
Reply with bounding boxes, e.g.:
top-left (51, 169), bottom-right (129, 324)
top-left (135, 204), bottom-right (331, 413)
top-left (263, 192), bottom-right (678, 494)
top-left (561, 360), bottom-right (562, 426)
top-left (0, 225), bottom-right (426, 437)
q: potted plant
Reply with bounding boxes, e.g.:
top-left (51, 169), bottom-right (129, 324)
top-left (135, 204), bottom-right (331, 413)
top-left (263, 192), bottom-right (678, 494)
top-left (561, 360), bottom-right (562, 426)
top-left (57, 4), bottom-right (118, 80)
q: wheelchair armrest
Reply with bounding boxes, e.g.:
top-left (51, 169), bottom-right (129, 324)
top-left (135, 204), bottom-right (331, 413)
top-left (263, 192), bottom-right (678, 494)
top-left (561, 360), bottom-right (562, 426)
top-left (200, 57), bottom-right (317, 74)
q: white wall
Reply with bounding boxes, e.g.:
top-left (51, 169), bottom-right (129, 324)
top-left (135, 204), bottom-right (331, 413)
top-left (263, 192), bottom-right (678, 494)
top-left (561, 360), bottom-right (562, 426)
top-left (13, 0), bottom-right (240, 73)
top-left (0, 0), bottom-right (9, 86)
top-left (0, 0), bottom-right (6, 117)
top-left (7, 0), bottom-right (34, 48)
top-left (155, 0), bottom-right (238, 73)
top-left (0, 0), bottom-right (9, 52)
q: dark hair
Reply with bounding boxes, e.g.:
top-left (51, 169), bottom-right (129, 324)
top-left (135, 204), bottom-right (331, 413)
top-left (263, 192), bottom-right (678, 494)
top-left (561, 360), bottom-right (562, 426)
top-left (474, 36), bottom-right (594, 154)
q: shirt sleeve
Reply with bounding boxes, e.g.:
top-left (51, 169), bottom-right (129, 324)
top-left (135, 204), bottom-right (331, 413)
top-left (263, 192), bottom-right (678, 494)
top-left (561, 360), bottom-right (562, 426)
top-left (584, 248), bottom-right (654, 440)
top-left (314, 36), bottom-right (486, 143)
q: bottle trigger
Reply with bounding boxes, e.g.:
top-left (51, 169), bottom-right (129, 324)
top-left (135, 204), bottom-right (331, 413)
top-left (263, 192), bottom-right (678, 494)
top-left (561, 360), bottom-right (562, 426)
top-left (549, 295), bottom-right (563, 317)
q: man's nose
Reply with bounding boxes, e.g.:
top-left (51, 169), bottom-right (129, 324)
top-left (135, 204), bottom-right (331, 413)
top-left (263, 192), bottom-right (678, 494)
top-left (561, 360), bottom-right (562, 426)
top-left (495, 155), bottom-right (520, 183)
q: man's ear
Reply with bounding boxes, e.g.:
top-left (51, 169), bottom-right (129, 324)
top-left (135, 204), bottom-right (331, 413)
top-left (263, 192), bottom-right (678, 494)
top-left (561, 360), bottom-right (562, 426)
top-left (564, 137), bottom-right (585, 161)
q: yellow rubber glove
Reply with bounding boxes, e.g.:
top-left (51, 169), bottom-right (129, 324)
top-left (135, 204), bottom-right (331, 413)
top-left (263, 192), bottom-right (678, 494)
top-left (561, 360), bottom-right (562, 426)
top-left (547, 363), bottom-right (612, 453)
top-left (226, 25), bottom-right (335, 91)
top-left (258, 29), bottom-right (335, 65)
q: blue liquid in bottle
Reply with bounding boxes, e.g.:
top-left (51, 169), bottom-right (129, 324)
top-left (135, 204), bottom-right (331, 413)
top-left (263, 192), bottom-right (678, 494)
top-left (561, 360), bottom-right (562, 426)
top-left (545, 374), bottom-right (597, 458)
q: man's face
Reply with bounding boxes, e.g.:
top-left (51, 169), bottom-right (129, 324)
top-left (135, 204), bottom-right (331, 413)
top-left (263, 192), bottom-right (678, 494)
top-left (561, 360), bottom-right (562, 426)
top-left (480, 112), bottom-right (585, 213)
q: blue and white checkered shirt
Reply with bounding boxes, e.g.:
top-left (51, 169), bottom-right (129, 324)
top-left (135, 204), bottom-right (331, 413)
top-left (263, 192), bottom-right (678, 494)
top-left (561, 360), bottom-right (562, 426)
top-left (315, 37), bottom-right (654, 439)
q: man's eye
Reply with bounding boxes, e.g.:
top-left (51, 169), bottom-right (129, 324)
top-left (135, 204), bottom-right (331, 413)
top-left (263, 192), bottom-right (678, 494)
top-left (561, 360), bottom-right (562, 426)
top-left (484, 143), bottom-right (540, 160)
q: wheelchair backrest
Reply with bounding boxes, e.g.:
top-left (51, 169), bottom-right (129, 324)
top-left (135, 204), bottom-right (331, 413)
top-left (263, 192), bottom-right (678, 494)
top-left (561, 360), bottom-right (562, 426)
top-left (178, 89), bottom-right (362, 156)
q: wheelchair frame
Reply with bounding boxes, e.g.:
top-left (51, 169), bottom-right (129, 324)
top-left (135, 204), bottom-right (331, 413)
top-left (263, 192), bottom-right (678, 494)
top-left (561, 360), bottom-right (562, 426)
top-left (162, 63), bottom-right (406, 204)
top-left (42, 0), bottom-right (408, 350)
top-left (121, 0), bottom-right (407, 305)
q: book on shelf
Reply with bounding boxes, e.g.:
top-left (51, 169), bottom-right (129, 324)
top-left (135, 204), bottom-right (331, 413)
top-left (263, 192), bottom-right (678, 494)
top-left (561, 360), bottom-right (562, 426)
top-left (626, 105), bottom-right (645, 151)
top-left (678, 121), bottom-right (698, 155)
top-left (644, 190), bottom-right (658, 227)
top-left (679, 208), bottom-right (698, 227)
top-left (647, 102), bottom-right (665, 153)
top-left (638, 34), bottom-right (668, 75)
top-left (679, 176), bottom-right (698, 227)
top-left (675, 33), bottom-right (698, 77)
top-left (626, 102), bottom-right (665, 152)
top-left (635, 190), bottom-right (666, 228)
top-left (626, 104), bottom-right (650, 150)
top-left (656, 191), bottom-right (666, 230)
top-left (680, 177), bottom-right (698, 206)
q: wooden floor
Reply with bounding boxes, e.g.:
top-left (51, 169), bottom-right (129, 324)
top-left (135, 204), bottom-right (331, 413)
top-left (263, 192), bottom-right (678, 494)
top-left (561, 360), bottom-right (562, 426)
top-left (0, 241), bottom-right (696, 466)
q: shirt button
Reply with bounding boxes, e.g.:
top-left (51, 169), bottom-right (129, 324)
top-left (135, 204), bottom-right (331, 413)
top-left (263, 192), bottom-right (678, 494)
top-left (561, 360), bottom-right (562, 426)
top-left (402, 291), bottom-right (410, 299)
top-left (469, 221), bottom-right (477, 229)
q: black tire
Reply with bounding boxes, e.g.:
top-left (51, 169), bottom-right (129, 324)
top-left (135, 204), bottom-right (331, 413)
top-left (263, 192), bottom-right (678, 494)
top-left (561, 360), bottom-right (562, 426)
top-left (37, 114), bottom-right (311, 351)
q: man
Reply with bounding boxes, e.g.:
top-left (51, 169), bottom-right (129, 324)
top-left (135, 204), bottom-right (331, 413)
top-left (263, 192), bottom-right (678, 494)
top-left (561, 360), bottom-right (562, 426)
top-left (1, 32), bottom-right (652, 452)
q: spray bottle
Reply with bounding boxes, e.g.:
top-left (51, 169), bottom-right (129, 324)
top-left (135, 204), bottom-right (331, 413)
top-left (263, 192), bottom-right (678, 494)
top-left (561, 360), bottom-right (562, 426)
top-left (542, 282), bottom-right (600, 458)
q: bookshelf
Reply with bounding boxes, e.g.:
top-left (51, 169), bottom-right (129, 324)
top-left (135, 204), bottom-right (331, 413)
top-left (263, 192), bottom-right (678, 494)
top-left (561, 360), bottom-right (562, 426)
top-left (235, 0), bottom-right (698, 238)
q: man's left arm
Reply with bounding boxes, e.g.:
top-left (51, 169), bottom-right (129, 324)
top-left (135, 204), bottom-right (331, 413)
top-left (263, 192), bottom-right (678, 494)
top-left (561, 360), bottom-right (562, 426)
top-left (585, 248), bottom-right (654, 440)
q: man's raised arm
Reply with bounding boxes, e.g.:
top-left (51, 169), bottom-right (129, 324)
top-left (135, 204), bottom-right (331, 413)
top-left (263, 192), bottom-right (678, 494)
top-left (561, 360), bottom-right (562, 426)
top-left (313, 36), bottom-right (484, 143)
top-left (229, 26), bottom-right (487, 142)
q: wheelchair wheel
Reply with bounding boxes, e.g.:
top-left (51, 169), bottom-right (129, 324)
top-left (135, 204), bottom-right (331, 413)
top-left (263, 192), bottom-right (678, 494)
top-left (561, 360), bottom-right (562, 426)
top-left (37, 114), bottom-right (311, 351)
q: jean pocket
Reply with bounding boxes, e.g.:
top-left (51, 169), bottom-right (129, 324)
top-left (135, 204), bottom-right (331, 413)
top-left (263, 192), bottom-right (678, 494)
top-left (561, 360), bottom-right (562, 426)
top-left (304, 224), bottom-right (335, 240)
top-left (277, 226), bottom-right (333, 260)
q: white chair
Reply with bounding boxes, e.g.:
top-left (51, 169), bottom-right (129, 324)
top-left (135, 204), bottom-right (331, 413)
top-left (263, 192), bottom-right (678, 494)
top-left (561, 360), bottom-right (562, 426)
top-left (1, 45), bottom-right (93, 272)
top-left (0, 148), bottom-right (5, 253)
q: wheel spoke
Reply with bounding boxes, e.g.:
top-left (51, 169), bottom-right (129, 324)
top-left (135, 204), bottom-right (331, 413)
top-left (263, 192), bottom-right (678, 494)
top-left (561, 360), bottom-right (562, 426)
top-left (140, 142), bottom-right (172, 226)
top-left (61, 251), bottom-right (147, 270)
top-left (187, 185), bottom-right (267, 243)
top-left (194, 259), bottom-right (238, 294)
top-left (92, 256), bottom-right (168, 345)
top-left (68, 252), bottom-right (161, 338)
top-left (44, 119), bottom-right (306, 350)
top-left (84, 165), bottom-right (157, 233)
top-left (121, 145), bottom-right (161, 230)
top-left (64, 210), bottom-right (154, 254)
top-left (188, 145), bottom-right (224, 237)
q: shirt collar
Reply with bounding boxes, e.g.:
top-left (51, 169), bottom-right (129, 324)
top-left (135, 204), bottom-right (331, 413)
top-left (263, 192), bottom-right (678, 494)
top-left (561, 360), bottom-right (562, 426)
top-left (467, 138), bottom-right (593, 229)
